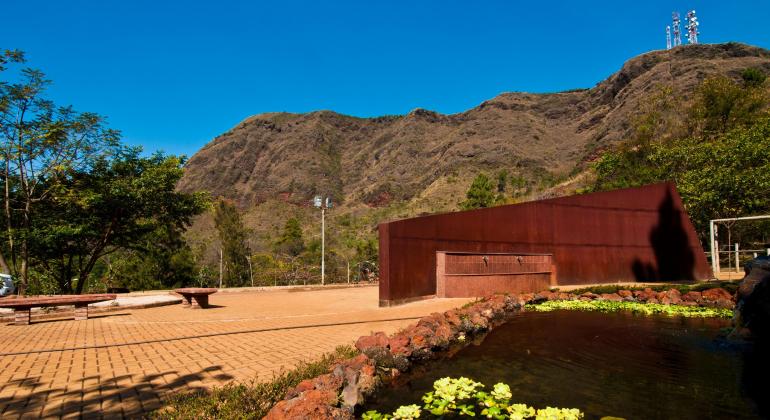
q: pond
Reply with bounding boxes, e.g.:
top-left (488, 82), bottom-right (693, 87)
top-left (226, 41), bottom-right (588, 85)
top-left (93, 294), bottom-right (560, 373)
top-left (365, 310), bottom-right (764, 419)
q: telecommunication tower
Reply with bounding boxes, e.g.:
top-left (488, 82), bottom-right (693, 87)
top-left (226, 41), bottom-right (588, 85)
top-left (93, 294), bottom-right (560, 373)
top-left (666, 26), bottom-right (672, 50)
top-left (686, 10), bottom-right (699, 44)
top-left (672, 12), bottom-right (682, 47)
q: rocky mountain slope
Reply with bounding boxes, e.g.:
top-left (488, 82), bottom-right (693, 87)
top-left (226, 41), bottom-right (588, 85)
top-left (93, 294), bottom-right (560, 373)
top-left (178, 43), bottom-right (770, 209)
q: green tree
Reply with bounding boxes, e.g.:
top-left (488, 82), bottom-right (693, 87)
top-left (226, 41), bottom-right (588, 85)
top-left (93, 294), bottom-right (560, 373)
top-left (690, 74), bottom-right (768, 136)
top-left (1, 49), bottom-right (120, 293)
top-left (593, 70), bottom-right (770, 233)
top-left (460, 173), bottom-right (496, 210)
top-left (213, 199), bottom-right (252, 287)
top-left (648, 118), bottom-right (770, 230)
top-left (275, 218), bottom-right (305, 257)
top-left (495, 170), bottom-right (508, 193)
top-left (105, 226), bottom-right (199, 292)
top-left (28, 150), bottom-right (208, 293)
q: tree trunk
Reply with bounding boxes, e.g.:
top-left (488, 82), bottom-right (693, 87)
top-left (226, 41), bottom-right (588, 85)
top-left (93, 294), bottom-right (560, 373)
top-left (218, 248), bottom-right (223, 289)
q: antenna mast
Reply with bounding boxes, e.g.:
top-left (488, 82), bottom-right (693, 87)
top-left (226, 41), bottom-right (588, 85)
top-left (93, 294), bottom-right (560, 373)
top-left (666, 26), bottom-right (672, 50)
top-left (672, 12), bottom-right (682, 47)
top-left (686, 10), bottom-right (699, 44)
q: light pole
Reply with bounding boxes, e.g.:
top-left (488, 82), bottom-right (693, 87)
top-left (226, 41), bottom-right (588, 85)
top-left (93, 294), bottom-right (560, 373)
top-left (313, 195), bottom-right (332, 285)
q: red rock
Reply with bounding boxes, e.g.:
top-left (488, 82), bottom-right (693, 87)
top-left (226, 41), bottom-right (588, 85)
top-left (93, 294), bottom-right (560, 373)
top-left (657, 289), bottom-right (682, 305)
top-left (682, 291), bottom-right (703, 303)
top-left (409, 333), bottom-right (428, 351)
top-left (618, 290), bottom-right (633, 299)
top-left (265, 389), bottom-right (353, 420)
top-left (535, 291), bottom-right (559, 302)
top-left (433, 324), bottom-right (453, 345)
top-left (702, 288), bottom-right (733, 302)
top-left (338, 354), bottom-right (369, 371)
top-left (283, 373), bottom-right (343, 402)
top-left (285, 379), bottom-right (314, 399)
top-left (469, 312), bottom-right (489, 329)
top-left (355, 332), bottom-right (388, 352)
top-left (599, 293), bottom-right (623, 302)
top-left (310, 373), bottom-right (343, 392)
top-left (634, 288), bottom-right (656, 302)
top-left (444, 310), bottom-right (462, 327)
top-left (388, 334), bottom-right (411, 356)
top-left (580, 292), bottom-right (598, 300)
top-left (361, 364), bottom-right (375, 376)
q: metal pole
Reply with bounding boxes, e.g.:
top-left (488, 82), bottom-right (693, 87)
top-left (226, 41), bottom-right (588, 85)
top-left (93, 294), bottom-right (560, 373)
top-left (735, 243), bottom-right (740, 273)
top-left (709, 220), bottom-right (716, 275)
top-left (321, 206), bottom-right (325, 285)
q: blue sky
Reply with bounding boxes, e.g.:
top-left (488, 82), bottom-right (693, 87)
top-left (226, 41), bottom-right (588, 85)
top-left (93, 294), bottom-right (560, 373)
top-left (2, 0), bottom-right (769, 157)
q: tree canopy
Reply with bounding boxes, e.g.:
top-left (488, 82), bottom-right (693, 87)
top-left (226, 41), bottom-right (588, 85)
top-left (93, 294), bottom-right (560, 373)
top-left (460, 173), bottom-right (496, 210)
top-left (593, 70), bottom-right (770, 233)
top-left (1, 49), bottom-right (207, 294)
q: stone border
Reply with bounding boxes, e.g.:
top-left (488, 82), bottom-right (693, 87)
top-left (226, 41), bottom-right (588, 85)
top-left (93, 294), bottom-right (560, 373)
top-left (264, 287), bottom-right (736, 419)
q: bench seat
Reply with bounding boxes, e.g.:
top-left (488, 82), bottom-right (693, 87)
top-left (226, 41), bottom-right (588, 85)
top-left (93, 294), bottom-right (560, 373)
top-left (0, 294), bottom-right (117, 325)
top-left (173, 288), bottom-right (218, 309)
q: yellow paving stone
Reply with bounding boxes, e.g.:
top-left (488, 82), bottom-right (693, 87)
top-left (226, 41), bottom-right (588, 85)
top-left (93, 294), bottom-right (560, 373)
top-left (0, 286), bottom-right (469, 417)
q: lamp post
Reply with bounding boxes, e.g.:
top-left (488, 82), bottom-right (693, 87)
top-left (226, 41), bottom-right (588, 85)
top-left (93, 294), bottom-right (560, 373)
top-left (313, 195), bottom-right (332, 285)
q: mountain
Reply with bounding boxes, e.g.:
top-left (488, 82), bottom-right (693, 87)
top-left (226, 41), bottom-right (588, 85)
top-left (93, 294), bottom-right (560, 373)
top-left (178, 43), bottom-right (770, 210)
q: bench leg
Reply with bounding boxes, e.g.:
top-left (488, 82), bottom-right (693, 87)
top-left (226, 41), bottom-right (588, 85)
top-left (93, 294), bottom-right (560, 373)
top-left (74, 304), bottom-right (89, 321)
top-left (191, 295), bottom-right (209, 309)
top-left (181, 295), bottom-right (192, 306)
top-left (14, 308), bottom-right (31, 326)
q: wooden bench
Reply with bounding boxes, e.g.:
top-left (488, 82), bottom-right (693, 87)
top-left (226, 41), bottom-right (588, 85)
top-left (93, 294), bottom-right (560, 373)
top-left (0, 294), bottom-right (117, 325)
top-left (174, 288), bottom-right (218, 309)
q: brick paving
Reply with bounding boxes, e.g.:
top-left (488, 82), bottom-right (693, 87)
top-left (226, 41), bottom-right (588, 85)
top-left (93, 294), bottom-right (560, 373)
top-left (0, 286), bottom-right (469, 419)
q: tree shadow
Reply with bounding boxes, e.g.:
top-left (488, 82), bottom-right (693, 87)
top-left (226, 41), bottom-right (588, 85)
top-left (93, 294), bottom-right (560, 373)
top-left (632, 189), bottom-right (696, 282)
top-left (0, 364), bottom-right (234, 418)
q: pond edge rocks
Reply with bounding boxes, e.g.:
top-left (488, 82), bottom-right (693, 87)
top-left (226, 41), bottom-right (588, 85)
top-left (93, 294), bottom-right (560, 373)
top-left (264, 288), bottom-right (735, 420)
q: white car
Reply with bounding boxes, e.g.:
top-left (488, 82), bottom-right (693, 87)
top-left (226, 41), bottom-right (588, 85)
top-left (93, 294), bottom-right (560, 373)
top-left (0, 274), bottom-right (14, 297)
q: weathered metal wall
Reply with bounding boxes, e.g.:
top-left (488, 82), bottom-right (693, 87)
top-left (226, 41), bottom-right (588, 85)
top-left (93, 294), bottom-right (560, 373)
top-left (378, 182), bottom-right (712, 306)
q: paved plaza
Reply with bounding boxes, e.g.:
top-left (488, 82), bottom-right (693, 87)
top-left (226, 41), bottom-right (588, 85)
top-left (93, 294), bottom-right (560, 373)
top-left (0, 286), bottom-right (469, 419)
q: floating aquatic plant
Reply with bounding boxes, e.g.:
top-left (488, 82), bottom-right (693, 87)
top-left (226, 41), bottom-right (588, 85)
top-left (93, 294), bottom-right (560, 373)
top-left (525, 300), bottom-right (732, 318)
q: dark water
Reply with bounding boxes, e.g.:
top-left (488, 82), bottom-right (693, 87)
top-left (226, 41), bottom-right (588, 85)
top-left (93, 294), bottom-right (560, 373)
top-left (366, 311), bottom-right (766, 419)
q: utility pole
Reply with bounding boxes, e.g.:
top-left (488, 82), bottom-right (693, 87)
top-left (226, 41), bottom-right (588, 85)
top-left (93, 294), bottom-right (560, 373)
top-left (314, 196), bottom-right (332, 285)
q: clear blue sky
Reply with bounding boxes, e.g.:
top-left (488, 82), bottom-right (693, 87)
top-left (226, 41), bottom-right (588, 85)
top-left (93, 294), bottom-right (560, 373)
top-left (2, 0), bottom-right (769, 157)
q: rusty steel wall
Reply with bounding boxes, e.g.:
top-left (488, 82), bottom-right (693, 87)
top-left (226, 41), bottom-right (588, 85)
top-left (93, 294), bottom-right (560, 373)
top-left (378, 182), bottom-right (712, 305)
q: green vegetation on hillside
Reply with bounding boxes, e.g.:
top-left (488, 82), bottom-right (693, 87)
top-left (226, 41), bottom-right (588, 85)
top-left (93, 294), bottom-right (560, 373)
top-left (592, 69), bottom-right (770, 232)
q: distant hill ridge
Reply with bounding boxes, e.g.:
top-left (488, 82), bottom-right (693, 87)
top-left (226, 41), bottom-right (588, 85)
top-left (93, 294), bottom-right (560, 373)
top-left (178, 43), bottom-right (770, 208)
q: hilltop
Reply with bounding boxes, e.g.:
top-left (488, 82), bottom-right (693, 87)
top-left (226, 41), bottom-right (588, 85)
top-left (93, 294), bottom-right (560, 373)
top-left (178, 43), bottom-right (770, 210)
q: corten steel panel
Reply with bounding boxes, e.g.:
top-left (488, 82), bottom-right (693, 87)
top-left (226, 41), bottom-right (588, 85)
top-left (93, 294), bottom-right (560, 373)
top-left (436, 252), bottom-right (555, 298)
top-left (378, 182), bottom-right (712, 304)
top-left (442, 274), bottom-right (553, 298)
